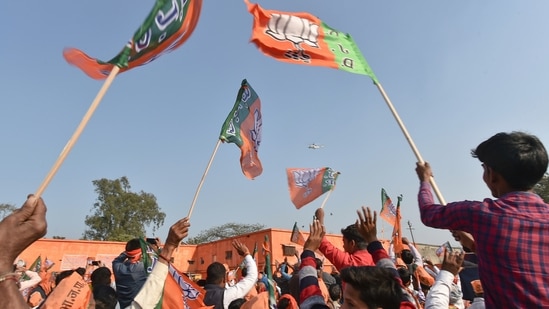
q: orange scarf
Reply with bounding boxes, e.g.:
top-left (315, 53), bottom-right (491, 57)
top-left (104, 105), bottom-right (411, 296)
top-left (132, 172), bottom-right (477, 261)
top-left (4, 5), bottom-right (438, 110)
top-left (125, 249), bottom-right (142, 263)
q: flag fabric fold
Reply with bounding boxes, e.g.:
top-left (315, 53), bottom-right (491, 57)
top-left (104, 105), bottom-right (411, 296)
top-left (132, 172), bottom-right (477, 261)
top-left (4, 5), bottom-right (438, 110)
top-left (391, 195), bottom-right (404, 255)
top-left (219, 79), bottom-right (263, 180)
top-left (286, 167), bottom-right (339, 209)
top-left (136, 238), bottom-right (208, 309)
top-left (244, 0), bottom-right (377, 82)
top-left (160, 264), bottom-right (210, 309)
top-left (64, 0), bottom-right (203, 79)
top-left (262, 236), bottom-right (277, 309)
top-left (380, 188), bottom-right (398, 227)
top-left (290, 222), bottom-right (306, 246)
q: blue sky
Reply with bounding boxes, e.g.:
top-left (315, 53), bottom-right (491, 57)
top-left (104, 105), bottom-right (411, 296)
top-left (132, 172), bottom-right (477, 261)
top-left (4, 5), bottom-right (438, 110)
top-left (2, 1), bottom-right (549, 248)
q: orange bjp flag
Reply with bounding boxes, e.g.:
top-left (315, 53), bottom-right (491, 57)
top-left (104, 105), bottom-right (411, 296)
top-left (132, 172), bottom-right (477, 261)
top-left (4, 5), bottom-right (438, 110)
top-left (244, 0), bottom-right (378, 82)
top-left (161, 264), bottom-right (212, 309)
top-left (287, 167), bottom-right (339, 209)
top-left (219, 79), bottom-right (263, 180)
top-left (64, 0), bottom-right (203, 79)
top-left (391, 196), bottom-right (404, 255)
top-left (380, 188), bottom-right (397, 227)
top-left (290, 222), bottom-right (306, 246)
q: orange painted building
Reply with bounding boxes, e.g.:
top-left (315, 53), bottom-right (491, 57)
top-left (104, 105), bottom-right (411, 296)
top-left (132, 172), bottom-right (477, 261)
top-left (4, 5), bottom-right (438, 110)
top-left (18, 228), bottom-right (441, 278)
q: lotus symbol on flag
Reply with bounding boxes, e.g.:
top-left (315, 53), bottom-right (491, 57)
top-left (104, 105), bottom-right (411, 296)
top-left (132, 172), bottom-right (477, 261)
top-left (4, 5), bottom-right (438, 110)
top-left (249, 109), bottom-right (262, 152)
top-left (293, 168), bottom-right (321, 197)
top-left (266, 13), bottom-right (319, 51)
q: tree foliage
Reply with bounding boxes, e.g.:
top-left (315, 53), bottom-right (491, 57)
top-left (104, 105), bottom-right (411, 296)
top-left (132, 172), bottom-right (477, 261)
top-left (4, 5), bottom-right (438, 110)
top-left (186, 222), bottom-right (266, 244)
top-left (83, 176), bottom-right (166, 242)
top-left (533, 173), bottom-right (549, 203)
top-left (0, 203), bottom-right (17, 220)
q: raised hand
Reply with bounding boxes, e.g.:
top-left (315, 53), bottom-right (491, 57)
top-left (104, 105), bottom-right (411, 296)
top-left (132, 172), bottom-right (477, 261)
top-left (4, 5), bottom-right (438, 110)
top-left (0, 195), bottom-right (47, 271)
top-left (232, 239), bottom-right (250, 257)
top-left (304, 219), bottom-right (325, 252)
top-left (415, 162), bottom-right (433, 182)
top-left (441, 248), bottom-right (465, 276)
top-left (355, 206), bottom-right (378, 244)
top-left (314, 208), bottom-right (325, 225)
top-left (160, 217), bottom-right (190, 264)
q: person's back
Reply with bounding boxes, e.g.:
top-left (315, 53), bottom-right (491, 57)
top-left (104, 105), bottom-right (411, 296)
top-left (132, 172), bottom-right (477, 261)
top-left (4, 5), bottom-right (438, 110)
top-left (416, 131), bottom-right (549, 308)
top-left (112, 238), bottom-right (148, 308)
top-left (204, 262), bottom-right (227, 309)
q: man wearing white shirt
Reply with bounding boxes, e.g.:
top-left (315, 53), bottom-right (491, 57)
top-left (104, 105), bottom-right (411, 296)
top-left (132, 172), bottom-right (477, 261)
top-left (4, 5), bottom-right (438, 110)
top-left (204, 240), bottom-right (258, 309)
top-left (425, 249), bottom-right (465, 309)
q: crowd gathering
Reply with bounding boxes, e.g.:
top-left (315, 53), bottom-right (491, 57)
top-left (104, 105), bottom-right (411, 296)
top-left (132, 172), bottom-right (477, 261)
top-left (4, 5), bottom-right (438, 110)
top-left (1, 131), bottom-right (548, 309)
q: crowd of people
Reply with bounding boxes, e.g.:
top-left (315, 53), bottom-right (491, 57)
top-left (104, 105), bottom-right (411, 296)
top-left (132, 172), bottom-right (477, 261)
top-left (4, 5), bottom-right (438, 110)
top-left (1, 130), bottom-right (548, 308)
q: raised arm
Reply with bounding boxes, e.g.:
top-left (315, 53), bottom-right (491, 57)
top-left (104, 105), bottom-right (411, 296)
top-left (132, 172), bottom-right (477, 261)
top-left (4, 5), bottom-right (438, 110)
top-left (130, 217), bottom-right (190, 309)
top-left (0, 195), bottom-right (47, 309)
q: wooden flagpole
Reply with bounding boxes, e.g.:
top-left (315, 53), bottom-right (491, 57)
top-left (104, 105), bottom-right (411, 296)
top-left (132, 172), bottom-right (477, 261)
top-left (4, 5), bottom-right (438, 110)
top-left (319, 188), bottom-right (334, 209)
top-left (187, 139), bottom-right (222, 219)
top-left (34, 66), bottom-right (121, 198)
top-left (374, 82), bottom-right (446, 205)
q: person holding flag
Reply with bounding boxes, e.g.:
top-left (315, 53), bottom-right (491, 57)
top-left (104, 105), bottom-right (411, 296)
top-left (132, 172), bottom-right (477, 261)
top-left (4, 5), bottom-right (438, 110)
top-left (416, 131), bottom-right (549, 308)
top-left (314, 208), bottom-right (374, 271)
top-left (0, 195), bottom-right (47, 309)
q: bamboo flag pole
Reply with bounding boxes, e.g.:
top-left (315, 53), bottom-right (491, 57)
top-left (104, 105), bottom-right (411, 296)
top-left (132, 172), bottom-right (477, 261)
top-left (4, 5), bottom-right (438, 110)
top-left (374, 82), bottom-right (446, 205)
top-left (319, 188), bottom-right (334, 209)
top-left (187, 139), bottom-right (222, 219)
top-left (34, 66), bottom-right (121, 198)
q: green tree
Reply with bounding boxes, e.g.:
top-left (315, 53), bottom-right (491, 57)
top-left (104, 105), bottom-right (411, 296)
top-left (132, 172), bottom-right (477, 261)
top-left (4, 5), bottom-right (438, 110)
top-left (83, 176), bottom-right (166, 241)
top-left (0, 203), bottom-right (17, 220)
top-left (533, 173), bottom-right (549, 203)
top-left (186, 222), bottom-right (266, 244)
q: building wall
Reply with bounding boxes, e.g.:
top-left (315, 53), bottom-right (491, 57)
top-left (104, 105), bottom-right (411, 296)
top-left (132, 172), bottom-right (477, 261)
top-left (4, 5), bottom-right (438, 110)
top-left (18, 229), bottom-right (444, 277)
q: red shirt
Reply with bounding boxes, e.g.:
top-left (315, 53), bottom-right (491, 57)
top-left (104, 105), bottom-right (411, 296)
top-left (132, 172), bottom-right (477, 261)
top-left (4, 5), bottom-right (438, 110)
top-left (318, 237), bottom-right (374, 270)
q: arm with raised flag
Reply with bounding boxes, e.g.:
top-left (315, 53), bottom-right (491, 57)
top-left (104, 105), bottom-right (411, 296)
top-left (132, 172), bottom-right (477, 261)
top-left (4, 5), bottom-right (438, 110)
top-left (36, 0), bottom-right (204, 200)
top-left (0, 195), bottom-right (47, 309)
top-left (129, 217), bottom-right (191, 309)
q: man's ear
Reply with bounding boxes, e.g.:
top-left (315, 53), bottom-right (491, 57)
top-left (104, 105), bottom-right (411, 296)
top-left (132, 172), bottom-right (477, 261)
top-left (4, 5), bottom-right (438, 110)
top-left (350, 239), bottom-right (357, 249)
top-left (486, 167), bottom-right (509, 196)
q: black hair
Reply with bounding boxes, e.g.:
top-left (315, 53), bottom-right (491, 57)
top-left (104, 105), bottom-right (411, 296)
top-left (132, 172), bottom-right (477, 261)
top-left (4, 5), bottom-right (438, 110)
top-left (472, 131), bottom-right (548, 190)
top-left (401, 249), bottom-right (414, 265)
top-left (314, 258), bottom-right (323, 270)
top-left (75, 267), bottom-right (86, 277)
top-left (196, 279), bottom-right (207, 287)
top-left (340, 224), bottom-right (367, 249)
top-left (397, 267), bottom-right (411, 286)
top-left (125, 238), bottom-right (142, 251)
top-left (91, 267), bottom-right (112, 288)
top-left (328, 284), bottom-right (342, 301)
top-left (277, 297), bottom-right (291, 309)
top-left (340, 266), bottom-right (402, 309)
top-left (206, 262), bottom-right (226, 284)
top-left (55, 270), bottom-right (75, 286)
top-left (93, 284), bottom-right (118, 309)
top-left (228, 298), bottom-right (246, 309)
top-left (288, 274), bottom-right (300, 304)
